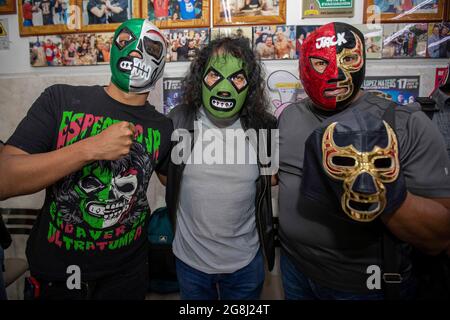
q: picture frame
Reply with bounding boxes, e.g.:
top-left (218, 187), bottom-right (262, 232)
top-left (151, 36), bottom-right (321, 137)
top-left (213, 0), bottom-right (286, 27)
top-left (302, 0), bottom-right (354, 19)
top-left (0, 0), bottom-right (17, 14)
top-left (142, 0), bottom-right (210, 29)
top-left (363, 0), bottom-right (446, 23)
top-left (18, 0), bottom-right (79, 36)
top-left (79, 0), bottom-right (141, 33)
top-left (382, 23), bottom-right (428, 59)
top-left (447, 0), bottom-right (450, 21)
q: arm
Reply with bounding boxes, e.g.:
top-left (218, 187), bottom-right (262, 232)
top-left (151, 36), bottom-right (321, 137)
top-left (381, 109), bottom-right (450, 256)
top-left (382, 192), bottom-right (450, 256)
top-left (271, 174), bottom-right (278, 186)
top-left (106, 0), bottom-right (125, 14)
top-left (0, 121), bottom-right (135, 201)
top-left (157, 173), bottom-right (167, 186)
top-left (89, 4), bottom-right (106, 17)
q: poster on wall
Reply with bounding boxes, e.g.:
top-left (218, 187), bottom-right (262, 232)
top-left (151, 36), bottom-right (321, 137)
top-left (432, 67), bottom-right (449, 95)
top-left (362, 76), bottom-right (420, 105)
top-left (266, 70), bottom-right (306, 118)
top-left (0, 18), bottom-right (10, 50)
top-left (163, 77), bottom-right (183, 115)
top-left (302, 0), bottom-right (354, 18)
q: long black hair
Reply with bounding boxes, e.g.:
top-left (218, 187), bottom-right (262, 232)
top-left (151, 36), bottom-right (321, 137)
top-left (180, 36), bottom-right (273, 129)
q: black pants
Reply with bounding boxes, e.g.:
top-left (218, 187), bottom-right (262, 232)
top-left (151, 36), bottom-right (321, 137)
top-left (31, 261), bottom-right (149, 300)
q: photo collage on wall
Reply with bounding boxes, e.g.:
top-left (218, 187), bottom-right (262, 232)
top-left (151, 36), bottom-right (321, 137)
top-left (29, 32), bottom-right (114, 67)
top-left (28, 21), bottom-right (450, 67)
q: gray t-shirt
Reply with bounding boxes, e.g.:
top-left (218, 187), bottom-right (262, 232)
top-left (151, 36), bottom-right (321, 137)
top-left (431, 88), bottom-right (450, 158)
top-left (278, 91), bottom-right (450, 293)
top-left (172, 108), bottom-right (260, 274)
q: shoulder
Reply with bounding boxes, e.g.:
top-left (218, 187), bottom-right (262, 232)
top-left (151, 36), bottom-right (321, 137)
top-left (167, 104), bottom-right (193, 128)
top-left (259, 112), bottom-right (276, 130)
top-left (44, 84), bottom-right (99, 96)
top-left (360, 92), bottom-right (422, 124)
top-left (278, 99), bottom-right (311, 123)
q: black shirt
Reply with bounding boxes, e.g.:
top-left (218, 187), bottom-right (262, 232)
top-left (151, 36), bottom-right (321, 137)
top-left (7, 84), bottom-right (173, 281)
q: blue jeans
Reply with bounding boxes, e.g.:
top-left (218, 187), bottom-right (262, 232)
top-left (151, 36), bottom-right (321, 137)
top-left (0, 248), bottom-right (7, 300)
top-left (280, 253), bottom-right (416, 300)
top-left (175, 250), bottom-right (265, 300)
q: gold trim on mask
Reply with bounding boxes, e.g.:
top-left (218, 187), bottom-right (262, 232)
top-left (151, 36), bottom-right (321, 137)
top-left (322, 120), bottom-right (400, 222)
top-left (335, 32), bottom-right (364, 103)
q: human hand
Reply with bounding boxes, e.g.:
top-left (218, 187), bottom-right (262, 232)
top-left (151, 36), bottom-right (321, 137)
top-left (87, 121), bottom-right (135, 161)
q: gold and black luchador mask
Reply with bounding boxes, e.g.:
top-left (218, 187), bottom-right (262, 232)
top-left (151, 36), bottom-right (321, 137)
top-left (301, 109), bottom-right (407, 223)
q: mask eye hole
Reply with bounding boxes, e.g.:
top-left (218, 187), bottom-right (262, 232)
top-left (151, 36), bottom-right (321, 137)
top-left (79, 176), bottom-right (104, 194)
top-left (115, 28), bottom-right (136, 50)
top-left (310, 57), bottom-right (329, 74)
top-left (228, 70), bottom-right (249, 93)
top-left (374, 157), bottom-right (392, 169)
top-left (332, 156), bottom-right (356, 167)
top-left (117, 183), bottom-right (135, 194)
top-left (203, 68), bottom-right (223, 89)
top-left (115, 174), bottom-right (137, 196)
top-left (339, 53), bottom-right (361, 69)
top-left (143, 37), bottom-right (163, 59)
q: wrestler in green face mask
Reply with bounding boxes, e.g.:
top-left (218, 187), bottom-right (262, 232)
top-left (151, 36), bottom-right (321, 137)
top-left (202, 54), bottom-right (249, 119)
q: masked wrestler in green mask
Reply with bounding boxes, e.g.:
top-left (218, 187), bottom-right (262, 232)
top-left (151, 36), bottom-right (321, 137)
top-left (110, 18), bottom-right (166, 93)
top-left (202, 54), bottom-right (249, 120)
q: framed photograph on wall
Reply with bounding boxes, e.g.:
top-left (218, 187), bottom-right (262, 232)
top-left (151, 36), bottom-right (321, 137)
top-left (363, 0), bottom-right (445, 23)
top-left (427, 22), bottom-right (450, 58)
top-left (356, 24), bottom-right (383, 59)
top-left (142, 0), bottom-right (209, 29)
top-left (18, 0), bottom-right (79, 36)
top-left (80, 0), bottom-right (141, 32)
top-left (213, 0), bottom-right (286, 27)
top-left (253, 25), bottom-right (297, 60)
top-left (0, 0), bottom-right (16, 14)
top-left (382, 23), bottom-right (428, 59)
top-left (162, 28), bottom-right (209, 62)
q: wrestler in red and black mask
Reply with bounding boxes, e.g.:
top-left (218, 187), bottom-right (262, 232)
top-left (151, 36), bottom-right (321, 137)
top-left (299, 22), bottom-right (366, 111)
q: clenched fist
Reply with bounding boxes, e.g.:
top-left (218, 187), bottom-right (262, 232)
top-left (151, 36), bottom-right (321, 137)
top-left (87, 121), bottom-right (135, 161)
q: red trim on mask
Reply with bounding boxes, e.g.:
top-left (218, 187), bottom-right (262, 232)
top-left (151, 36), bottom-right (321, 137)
top-left (146, 29), bottom-right (166, 43)
top-left (299, 23), bottom-right (339, 111)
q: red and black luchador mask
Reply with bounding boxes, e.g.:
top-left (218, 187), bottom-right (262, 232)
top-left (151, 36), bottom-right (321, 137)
top-left (299, 22), bottom-right (366, 111)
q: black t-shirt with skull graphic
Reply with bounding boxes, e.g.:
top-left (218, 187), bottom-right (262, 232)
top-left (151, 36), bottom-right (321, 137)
top-left (7, 84), bottom-right (173, 281)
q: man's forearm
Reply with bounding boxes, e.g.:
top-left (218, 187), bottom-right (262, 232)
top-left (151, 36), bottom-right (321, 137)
top-left (0, 140), bottom-right (95, 200)
top-left (382, 192), bottom-right (450, 255)
top-left (108, 5), bottom-right (123, 14)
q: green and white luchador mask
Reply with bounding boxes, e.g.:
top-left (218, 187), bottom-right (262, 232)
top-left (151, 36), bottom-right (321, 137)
top-left (202, 54), bottom-right (249, 119)
top-left (110, 19), bottom-right (166, 93)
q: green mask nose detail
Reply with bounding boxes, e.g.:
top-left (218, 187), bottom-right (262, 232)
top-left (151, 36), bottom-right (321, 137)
top-left (202, 54), bottom-right (249, 119)
top-left (110, 19), bottom-right (167, 94)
